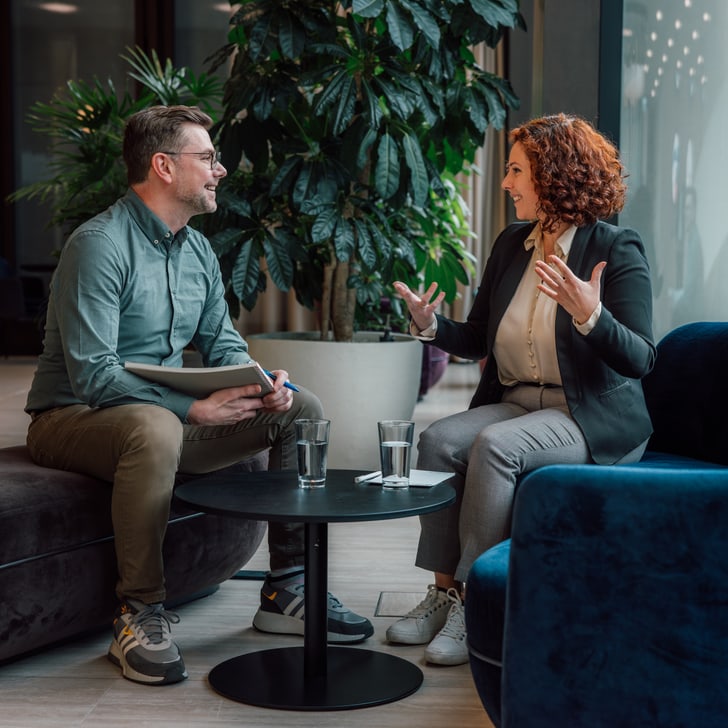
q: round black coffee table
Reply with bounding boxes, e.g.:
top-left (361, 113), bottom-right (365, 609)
top-left (174, 468), bottom-right (455, 711)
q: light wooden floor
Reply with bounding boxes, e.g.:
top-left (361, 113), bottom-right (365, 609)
top-left (0, 356), bottom-right (495, 728)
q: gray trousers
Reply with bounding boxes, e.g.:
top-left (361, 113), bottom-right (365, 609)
top-left (415, 384), bottom-right (646, 583)
top-left (27, 387), bottom-right (323, 603)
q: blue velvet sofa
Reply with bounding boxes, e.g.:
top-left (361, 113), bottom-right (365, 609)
top-left (465, 321), bottom-right (728, 728)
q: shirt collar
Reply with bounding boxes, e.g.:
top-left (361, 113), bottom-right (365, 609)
top-left (524, 222), bottom-right (578, 258)
top-left (123, 188), bottom-right (189, 247)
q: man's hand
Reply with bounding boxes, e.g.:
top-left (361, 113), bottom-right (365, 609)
top-left (186, 369), bottom-right (293, 425)
top-left (260, 368), bottom-right (295, 413)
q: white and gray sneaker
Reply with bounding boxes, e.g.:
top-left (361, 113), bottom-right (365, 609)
top-left (385, 584), bottom-right (451, 645)
top-left (107, 598), bottom-right (187, 684)
top-left (424, 589), bottom-right (468, 666)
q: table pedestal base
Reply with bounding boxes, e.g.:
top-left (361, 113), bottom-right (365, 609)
top-left (208, 646), bottom-right (423, 711)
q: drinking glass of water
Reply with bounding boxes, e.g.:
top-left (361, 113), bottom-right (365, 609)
top-left (295, 418), bottom-right (330, 488)
top-left (378, 420), bottom-right (415, 489)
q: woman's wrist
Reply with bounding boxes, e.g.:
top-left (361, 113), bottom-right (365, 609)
top-left (410, 317), bottom-right (438, 339)
top-left (573, 301), bottom-right (602, 334)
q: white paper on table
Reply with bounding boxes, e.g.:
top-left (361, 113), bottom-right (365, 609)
top-left (367, 469), bottom-right (455, 488)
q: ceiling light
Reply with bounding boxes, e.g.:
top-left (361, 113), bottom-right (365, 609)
top-left (38, 2), bottom-right (78, 12)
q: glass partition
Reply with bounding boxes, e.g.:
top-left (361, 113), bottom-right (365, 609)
top-left (619, 0), bottom-right (726, 339)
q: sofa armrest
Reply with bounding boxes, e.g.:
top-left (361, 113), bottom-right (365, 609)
top-left (500, 462), bottom-right (728, 728)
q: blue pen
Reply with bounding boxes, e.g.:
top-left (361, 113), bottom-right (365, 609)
top-left (264, 369), bottom-right (300, 392)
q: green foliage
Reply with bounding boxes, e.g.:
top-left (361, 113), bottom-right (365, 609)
top-left (354, 176), bottom-right (478, 332)
top-left (10, 3), bottom-right (523, 340)
top-left (9, 47), bottom-right (224, 234)
top-left (205, 0), bottom-right (523, 341)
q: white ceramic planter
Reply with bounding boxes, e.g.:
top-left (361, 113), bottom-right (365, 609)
top-left (246, 331), bottom-right (423, 470)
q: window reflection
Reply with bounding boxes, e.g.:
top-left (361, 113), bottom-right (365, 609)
top-left (620, 0), bottom-right (725, 339)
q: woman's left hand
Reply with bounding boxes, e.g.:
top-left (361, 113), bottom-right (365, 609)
top-left (535, 256), bottom-right (606, 324)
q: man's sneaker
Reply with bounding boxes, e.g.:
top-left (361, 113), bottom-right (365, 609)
top-left (107, 598), bottom-right (187, 685)
top-left (252, 569), bottom-right (374, 643)
top-left (424, 589), bottom-right (468, 666)
top-left (385, 584), bottom-right (451, 645)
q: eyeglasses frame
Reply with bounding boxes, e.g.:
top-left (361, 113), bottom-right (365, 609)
top-left (158, 149), bottom-right (222, 170)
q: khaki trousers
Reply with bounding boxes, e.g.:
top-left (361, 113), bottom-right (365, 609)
top-left (27, 387), bottom-right (323, 603)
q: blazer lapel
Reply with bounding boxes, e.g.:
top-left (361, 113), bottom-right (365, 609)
top-left (488, 229), bottom-right (534, 348)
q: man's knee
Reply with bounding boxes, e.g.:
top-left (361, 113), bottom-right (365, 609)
top-left (292, 387), bottom-right (324, 420)
top-left (119, 405), bottom-right (184, 466)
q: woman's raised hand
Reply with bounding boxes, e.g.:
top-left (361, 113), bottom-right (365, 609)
top-left (393, 281), bottom-right (446, 332)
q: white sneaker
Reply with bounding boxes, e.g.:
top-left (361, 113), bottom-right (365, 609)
top-left (424, 589), bottom-right (468, 666)
top-left (386, 584), bottom-right (451, 645)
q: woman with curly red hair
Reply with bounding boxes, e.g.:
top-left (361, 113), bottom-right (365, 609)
top-left (387, 114), bottom-right (655, 666)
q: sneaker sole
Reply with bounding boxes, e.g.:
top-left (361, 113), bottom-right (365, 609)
top-left (107, 639), bottom-right (188, 685)
top-left (252, 610), bottom-right (373, 643)
top-left (424, 647), bottom-right (469, 666)
top-left (385, 630), bottom-right (435, 645)
top-left (386, 613), bottom-right (450, 645)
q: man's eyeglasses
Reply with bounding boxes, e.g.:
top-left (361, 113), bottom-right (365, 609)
top-left (159, 150), bottom-right (222, 170)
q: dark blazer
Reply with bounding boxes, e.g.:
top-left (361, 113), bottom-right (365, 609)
top-left (432, 221), bottom-right (656, 465)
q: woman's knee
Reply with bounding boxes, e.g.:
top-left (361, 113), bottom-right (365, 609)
top-left (419, 416), bottom-right (468, 455)
top-left (470, 425), bottom-right (511, 466)
top-left (417, 419), bottom-right (467, 471)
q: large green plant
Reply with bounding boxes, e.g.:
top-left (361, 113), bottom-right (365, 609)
top-left (9, 47), bottom-right (223, 235)
top-left (204, 0), bottom-right (523, 342)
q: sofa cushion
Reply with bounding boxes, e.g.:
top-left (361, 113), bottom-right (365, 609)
top-left (642, 321), bottom-right (728, 464)
top-left (0, 445), bottom-right (268, 663)
top-left (0, 445), bottom-right (266, 568)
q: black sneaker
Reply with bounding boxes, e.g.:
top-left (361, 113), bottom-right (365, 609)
top-left (252, 569), bottom-right (374, 644)
top-left (107, 598), bottom-right (188, 685)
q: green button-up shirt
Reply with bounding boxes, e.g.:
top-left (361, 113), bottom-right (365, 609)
top-left (26, 189), bottom-right (252, 421)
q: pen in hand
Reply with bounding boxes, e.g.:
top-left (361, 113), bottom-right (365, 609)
top-left (264, 369), bottom-right (300, 392)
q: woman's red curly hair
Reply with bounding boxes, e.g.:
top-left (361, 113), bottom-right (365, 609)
top-left (509, 113), bottom-right (627, 232)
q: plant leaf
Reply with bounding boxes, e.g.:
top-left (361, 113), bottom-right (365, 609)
top-left (385, 0), bottom-right (415, 51)
top-left (353, 217), bottom-right (377, 270)
top-left (264, 228), bottom-right (295, 290)
top-left (352, 0), bottom-right (385, 18)
top-left (231, 238), bottom-right (262, 301)
top-left (402, 131), bottom-right (429, 207)
top-left (375, 133), bottom-right (401, 199)
top-left (470, 0), bottom-right (522, 29)
top-left (399, 0), bottom-right (440, 48)
top-left (334, 218), bottom-right (356, 261)
top-left (311, 205), bottom-right (339, 243)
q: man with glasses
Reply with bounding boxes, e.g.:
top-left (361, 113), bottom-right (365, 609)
top-left (25, 105), bottom-right (373, 686)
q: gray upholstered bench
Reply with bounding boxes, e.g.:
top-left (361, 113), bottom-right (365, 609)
top-left (0, 444), bottom-right (267, 663)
